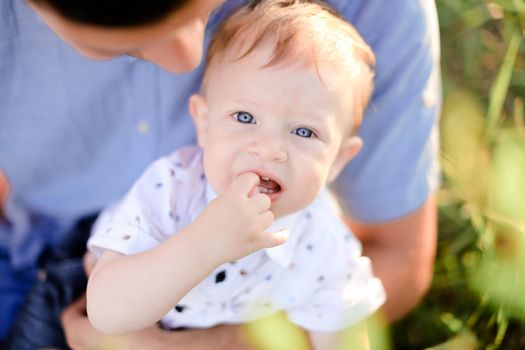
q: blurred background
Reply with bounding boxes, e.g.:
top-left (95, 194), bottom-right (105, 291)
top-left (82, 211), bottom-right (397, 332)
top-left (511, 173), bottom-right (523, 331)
top-left (390, 0), bottom-right (525, 349)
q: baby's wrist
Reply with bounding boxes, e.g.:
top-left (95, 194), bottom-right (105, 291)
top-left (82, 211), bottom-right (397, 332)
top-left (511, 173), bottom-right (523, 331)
top-left (183, 219), bottom-right (227, 268)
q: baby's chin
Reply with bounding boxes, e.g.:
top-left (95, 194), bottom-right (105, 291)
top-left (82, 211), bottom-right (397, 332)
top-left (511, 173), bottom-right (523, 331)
top-left (269, 199), bottom-right (310, 220)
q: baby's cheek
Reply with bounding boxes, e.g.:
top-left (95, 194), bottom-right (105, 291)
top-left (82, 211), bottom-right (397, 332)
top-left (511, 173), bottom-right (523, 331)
top-left (289, 185), bottom-right (320, 212)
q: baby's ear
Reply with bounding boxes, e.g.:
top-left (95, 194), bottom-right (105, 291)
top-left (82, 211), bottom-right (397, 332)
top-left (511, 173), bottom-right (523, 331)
top-left (189, 94), bottom-right (209, 147)
top-left (327, 136), bottom-right (362, 183)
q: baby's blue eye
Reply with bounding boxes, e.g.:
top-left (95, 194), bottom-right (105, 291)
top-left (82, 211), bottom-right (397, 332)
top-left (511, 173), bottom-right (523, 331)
top-left (233, 111), bottom-right (255, 124)
top-left (293, 127), bottom-right (314, 138)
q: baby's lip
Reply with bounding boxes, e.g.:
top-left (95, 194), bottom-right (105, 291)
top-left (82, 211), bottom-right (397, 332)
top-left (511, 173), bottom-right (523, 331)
top-left (247, 169), bottom-right (284, 193)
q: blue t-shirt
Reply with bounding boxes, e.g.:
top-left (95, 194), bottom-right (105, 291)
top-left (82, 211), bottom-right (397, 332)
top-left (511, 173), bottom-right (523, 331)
top-left (0, 0), bottom-right (440, 282)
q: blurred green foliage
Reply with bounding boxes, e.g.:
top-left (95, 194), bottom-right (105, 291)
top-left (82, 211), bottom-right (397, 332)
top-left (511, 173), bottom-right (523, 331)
top-left (392, 1), bottom-right (525, 349)
top-left (243, 312), bottom-right (390, 350)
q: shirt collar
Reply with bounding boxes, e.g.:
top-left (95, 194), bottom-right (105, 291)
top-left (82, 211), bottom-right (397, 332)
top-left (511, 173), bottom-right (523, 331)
top-left (205, 182), bottom-right (305, 268)
top-left (205, 182), bottom-right (218, 204)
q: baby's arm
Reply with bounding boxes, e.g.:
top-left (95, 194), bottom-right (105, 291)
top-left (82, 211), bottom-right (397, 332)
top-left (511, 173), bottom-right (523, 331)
top-left (87, 172), bottom-right (286, 335)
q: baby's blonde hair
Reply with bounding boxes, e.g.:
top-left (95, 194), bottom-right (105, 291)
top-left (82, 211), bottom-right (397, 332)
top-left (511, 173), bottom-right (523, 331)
top-left (203, 0), bottom-right (376, 134)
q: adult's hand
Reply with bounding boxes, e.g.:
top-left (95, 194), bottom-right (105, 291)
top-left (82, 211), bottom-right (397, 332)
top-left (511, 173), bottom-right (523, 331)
top-left (62, 295), bottom-right (252, 350)
top-left (62, 295), bottom-right (165, 350)
top-left (0, 170), bottom-right (9, 218)
top-left (346, 195), bottom-right (437, 322)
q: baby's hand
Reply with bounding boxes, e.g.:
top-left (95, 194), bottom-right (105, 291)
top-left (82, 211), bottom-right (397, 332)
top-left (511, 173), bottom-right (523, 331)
top-left (193, 172), bottom-right (287, 265)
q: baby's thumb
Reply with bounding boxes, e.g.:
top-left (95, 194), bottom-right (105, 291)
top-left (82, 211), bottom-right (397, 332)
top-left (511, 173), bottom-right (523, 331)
top-left (264, 229), bottom-right (289, 248)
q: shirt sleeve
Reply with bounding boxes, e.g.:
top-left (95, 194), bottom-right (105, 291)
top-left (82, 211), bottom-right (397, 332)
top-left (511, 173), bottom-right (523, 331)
top-left (286, 230), bottom-right (386, 332)
top-left (331, 0), bottom-right (442, 222)
top-left (87, 157), bottom-right (180, 257)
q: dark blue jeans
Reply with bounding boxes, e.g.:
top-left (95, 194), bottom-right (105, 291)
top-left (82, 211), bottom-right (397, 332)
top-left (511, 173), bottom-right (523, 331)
top-left (0, 251), bottom-right (36, 344)
top-left (3, 215), bottom-right (96, 350)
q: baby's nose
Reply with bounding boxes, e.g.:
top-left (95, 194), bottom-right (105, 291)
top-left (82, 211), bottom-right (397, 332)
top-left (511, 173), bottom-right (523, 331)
top-left (248, 135), bottom-right (287, 162)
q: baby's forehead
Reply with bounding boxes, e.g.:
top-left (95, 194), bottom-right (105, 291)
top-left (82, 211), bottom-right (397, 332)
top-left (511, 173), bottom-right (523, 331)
top-left (205, 37), bottom-right (358, 88)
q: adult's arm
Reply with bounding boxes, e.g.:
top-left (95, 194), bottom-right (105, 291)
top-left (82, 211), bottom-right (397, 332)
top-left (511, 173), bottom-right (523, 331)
top-left (345, 195), bottom-right (437, 322)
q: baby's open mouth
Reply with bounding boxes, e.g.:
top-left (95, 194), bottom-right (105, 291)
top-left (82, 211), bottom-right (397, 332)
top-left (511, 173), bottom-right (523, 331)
top-left (258, 176), bottom-right (281, 194)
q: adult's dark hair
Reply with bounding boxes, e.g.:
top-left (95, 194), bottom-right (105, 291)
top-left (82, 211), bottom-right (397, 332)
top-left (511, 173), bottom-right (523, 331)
top-left (29, 0), bottom-right (191, 27)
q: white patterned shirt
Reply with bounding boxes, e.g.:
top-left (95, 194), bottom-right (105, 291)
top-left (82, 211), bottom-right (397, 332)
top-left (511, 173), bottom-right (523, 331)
top-left (87, 146), bottom-right (385, 332)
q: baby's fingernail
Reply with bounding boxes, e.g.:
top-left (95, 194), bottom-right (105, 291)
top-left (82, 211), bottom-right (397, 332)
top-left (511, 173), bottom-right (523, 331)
top-left (278, 229), bottom-right (289, 240)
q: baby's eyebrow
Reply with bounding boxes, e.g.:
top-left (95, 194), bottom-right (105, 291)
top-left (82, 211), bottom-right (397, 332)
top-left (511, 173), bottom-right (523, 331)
top-left (294, 111), bottom-right (332, 121)
top-left (229, 97), bottom-right (261, 107)
top-left (227, 96), bottom-right (333, 122)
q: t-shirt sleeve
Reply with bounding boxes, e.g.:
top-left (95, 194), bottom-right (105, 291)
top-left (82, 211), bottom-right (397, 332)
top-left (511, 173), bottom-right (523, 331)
top-left (332, 0), bottom-right (442, 222)
top-left (87, 157), bottom-right (180, 257)
top-left (286, 234), bottom-right (386, 332)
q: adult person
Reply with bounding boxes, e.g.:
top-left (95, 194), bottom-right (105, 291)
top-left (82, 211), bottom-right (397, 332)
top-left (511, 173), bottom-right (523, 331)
top-left (0, 0), bottom-right (440, 348)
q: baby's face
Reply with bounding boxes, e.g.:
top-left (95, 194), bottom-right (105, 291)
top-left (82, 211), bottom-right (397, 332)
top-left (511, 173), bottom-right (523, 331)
top-left (191, 45), bottom-right (361, 218)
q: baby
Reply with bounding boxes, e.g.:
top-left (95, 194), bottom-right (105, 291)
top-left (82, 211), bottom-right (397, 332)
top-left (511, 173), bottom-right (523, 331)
top-left (87, 0), bottom-right (385, 348)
